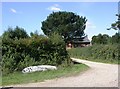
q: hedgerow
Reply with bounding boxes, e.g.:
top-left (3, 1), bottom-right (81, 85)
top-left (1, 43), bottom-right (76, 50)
top-left (68, 44), bottom-right (120, 64)
top-left (2, 34), bottom-right (72, 75)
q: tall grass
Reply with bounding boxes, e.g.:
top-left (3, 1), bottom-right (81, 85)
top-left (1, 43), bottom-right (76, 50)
top-left (68, 44), bottom-right (120, 64)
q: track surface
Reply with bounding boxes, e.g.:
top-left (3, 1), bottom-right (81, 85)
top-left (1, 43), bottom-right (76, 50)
top-left (6, 58), bottom-right (119, 87)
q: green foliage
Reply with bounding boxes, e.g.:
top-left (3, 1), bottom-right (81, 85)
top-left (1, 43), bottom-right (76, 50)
top-left (68, 44), bottom-right (120, 64)
top-left (41, 11), bottom-right (87, 42)
top-left (49, 33), bottom-right (72, 66)
top-left (2, 26), bottom-right (29, 40)
top-left (91, 33), bottom-right (120, 45)
top-left (0, 36), bottom-right (2, 68)
top-left (50, 32), bottom-right (64, 45)
top-left (0, 36), bottom-right (2, 48)
top-left (111, 33), bottom-right (120, 44)
top-left (107, 14), bottom-right (120, 33)
top-left (91, 34), bottom-right (110, 44)
top-left (2, 33), bottom-right (71, 75)
top-left (17, 55), bottom-right (36, 71)
top-left (30, 30), bottom-right (40, 37)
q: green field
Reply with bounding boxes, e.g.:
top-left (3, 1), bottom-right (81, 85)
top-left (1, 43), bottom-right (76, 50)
top-left (2, 64), bottom-right (89, 86)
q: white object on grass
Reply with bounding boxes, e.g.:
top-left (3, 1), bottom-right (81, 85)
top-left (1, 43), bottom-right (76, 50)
top-left (22, 65), bottom-right (57, 73)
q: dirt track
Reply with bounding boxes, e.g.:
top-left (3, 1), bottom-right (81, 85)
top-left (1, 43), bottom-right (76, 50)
top-left (7, 58), bottom-right (119, 87)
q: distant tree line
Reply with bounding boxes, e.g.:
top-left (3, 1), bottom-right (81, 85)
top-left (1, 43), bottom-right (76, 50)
top-left (91, 33), bottom-right (120, 45)
top-left (92, 14), bottom-right (120, 45)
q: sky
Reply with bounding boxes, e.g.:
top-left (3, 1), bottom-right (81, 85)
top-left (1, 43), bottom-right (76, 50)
top-left (1, 2), bottom-right (119, 40)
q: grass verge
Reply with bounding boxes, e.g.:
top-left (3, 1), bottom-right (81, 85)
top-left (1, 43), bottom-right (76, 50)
top-left (2, 64), bottom-right (89, 86)
top-left (68, 47), bottom-right (120, 64)
top-left (72, 56), bottom-right (119, 64)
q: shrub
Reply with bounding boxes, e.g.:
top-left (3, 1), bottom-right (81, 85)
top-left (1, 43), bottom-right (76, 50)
top-left (2, 34), bottom-right (72, 75)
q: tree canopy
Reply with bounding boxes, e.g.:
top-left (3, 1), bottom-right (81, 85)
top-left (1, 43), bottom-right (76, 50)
top-left (41, 11), bottom-right (87, 42)
top-left (91, 33), bottom-right (120, 45)
top-left (91, 34), bottom-right (110, 44)
top-left (111, 33), bottom-right (120, 44)
top-left (2, 26), bottom-right (29, 40)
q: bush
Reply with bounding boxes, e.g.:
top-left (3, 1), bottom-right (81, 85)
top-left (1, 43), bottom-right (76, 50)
top-left (2, 34), bottom-right (72, 75)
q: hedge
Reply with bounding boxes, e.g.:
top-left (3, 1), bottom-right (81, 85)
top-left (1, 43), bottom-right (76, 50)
top-left (2, 34), bottom-right (72, 75)
top-left (68, 44), bottom-right (120, 64)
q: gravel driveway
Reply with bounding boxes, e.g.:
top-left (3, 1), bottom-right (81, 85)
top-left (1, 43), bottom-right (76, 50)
top-left (6, 58), bottom-right (119, 87)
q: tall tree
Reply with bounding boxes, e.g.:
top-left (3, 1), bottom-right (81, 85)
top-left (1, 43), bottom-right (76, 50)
top-left (107, 14), bottom-right (120, 44)
top-left (41, 11), bottom-right (87, 42)
top-left (107, 14), bottom-right (120, 34)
